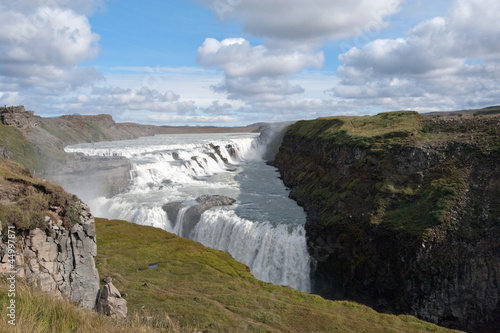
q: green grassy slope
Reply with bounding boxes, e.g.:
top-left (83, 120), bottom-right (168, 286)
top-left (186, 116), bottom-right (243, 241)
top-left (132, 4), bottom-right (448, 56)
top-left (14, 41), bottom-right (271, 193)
top-left (0, 122), bottom-right (49, 172)
top-left (95, 218), bottom-right (458, 333)
top-left (0, 278), bottom-right (194, 333)
top-left (0, 157), bottom-right (83, 231)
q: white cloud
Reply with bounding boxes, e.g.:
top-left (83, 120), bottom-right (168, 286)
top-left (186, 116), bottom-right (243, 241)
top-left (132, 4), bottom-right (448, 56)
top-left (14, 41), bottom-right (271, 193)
top-left (0, 2), bottom-right (101, 106)
top-left (202, 0), bottom-right (402, 44)
top-left (197, 37), bottom-right (322, 102)
top-left (332, 0), bottom-right (500, 110)
top-left (197, 38), bottom-right (324, 77)
top-left (7, 0), bottom-right (106, 15)
top-left (66, 86), bottom-right (196, 114)
top-left (202, 101), bottom-right (234, 115)
top-left (0, 6), bottom-right (99, 68)
top-left (212, 77), bottom-right (305, 102)
top-left (145, 114), bottom-right (238, 124)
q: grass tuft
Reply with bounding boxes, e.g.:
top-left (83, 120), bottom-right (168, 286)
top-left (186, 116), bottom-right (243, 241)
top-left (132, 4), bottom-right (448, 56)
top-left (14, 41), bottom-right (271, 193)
top-left (0, 277), bottom-right (194, 333)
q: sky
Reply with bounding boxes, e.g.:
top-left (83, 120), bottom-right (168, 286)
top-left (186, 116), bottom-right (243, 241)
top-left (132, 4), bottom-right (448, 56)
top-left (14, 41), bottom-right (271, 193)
top-left (0, 0), bottom-right (499, 126)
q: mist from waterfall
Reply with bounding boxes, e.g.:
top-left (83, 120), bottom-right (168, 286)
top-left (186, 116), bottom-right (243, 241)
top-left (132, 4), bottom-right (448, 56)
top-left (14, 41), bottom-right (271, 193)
top-left (65, 132), bottom-right (311, 292)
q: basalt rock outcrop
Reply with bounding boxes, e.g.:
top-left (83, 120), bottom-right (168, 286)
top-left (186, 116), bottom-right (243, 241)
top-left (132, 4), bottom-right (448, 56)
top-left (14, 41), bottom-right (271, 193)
top-left (0, 203), bottom-right (100, 309)
top-left (0, 158), bottom-right (100, 309)
top-left (273, 112), bottom-right (500, 332)
top-left (0, 106), bottom-right (38, 129)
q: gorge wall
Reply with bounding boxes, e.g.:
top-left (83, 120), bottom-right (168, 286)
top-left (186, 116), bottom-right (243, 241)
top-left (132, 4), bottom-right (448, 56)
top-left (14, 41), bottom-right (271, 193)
top-left (273, 112), bottom-right (500, 332)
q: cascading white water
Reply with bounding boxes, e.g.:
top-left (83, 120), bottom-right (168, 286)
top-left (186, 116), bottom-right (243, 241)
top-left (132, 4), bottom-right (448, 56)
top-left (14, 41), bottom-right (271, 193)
top-left (65, 133), bottom-right (311, 292)
top-left (194, 210), bottom-right (311, 292)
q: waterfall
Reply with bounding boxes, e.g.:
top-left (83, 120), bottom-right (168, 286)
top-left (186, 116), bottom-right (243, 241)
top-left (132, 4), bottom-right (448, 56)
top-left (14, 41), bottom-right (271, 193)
top-left (193, 210), bottom-right (310, 292)
top-left (66, 133), bottom-right (311, 292)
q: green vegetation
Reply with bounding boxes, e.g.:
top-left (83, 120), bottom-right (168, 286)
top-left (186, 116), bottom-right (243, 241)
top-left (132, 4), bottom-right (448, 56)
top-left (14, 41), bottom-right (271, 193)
top-left (0, 278), bottom-right (193, 333)
top-left (40, 121), bottom-right (109, 144)
top-left (0, 157), bottom-right (80, 232)
top-left (277, 111), bottom-right (500, 238)
top-left (0, 122), bottom-right (47, 172)
top-left (474, 105), bottom-right (500, 115)
top-left (288, 111), bottom-right (424, 149)
top-left (94, 218), bottom-right (458, 333)
top-left (84, 121), bottom-right (109, 141)
top-left (39, 123), bottom-right (77, 146)
top-left (273, 111), bottom-right (500, 319)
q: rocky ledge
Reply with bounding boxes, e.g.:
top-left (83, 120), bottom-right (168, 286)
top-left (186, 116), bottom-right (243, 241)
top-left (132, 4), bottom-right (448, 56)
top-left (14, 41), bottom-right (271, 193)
top-left (0, 158), bottom-right (101, 309)
top-left (0, 201), bottom-right (100, 309)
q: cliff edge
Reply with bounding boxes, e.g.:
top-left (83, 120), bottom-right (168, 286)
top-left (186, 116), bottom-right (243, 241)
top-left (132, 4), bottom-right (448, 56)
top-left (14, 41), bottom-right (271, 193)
top-left (0, 157), bottom-right (100, 308)
top-left (273, 111), bottom-right (500, 332)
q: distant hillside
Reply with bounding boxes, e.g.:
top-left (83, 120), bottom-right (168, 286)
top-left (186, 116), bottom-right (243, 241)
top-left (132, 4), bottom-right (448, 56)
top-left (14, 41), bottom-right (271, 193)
top-left (423, 105), bottom-right (500, 117)
top-left (0, 105), bottom-right (261, 172)
top-left (0, 106), bottom-right (157, 171)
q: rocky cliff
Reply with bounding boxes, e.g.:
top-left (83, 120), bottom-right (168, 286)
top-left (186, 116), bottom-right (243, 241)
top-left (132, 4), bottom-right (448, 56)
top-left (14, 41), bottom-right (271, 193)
top-left (273, 112), bottom-right (500, 332)
top-left (0, 158), bottom-right (100, 308)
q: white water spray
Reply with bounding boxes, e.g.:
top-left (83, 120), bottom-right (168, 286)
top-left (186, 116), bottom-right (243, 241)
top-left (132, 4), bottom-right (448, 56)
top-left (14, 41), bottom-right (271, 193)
top-left (66, 133), bottom-right (311, 292)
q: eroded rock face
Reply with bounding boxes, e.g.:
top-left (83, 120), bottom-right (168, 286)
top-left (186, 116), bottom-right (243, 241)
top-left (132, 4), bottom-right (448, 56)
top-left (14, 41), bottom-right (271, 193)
top-left (97, 277), bottom-right (127, 319)
top-left (0, 202), bottom-right (100, 309)
top-left (0, 106), bottom-right (39, 129)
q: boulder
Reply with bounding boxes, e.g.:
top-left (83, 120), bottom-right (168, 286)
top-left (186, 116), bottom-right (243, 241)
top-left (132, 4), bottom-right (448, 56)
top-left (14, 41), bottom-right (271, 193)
top-left (162, 201), bottom-right (184, 226)
top-left (162, 195), bottom-right (236, 238)
top-left (195, 194), bottom-right (236, 207)
top-left (97, 277), bottom-right (127, 319)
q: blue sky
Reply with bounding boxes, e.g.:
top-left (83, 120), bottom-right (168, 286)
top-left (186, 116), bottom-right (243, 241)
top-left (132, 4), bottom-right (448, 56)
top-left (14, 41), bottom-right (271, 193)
top-left (1, 0), bottom-right (499, 126)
